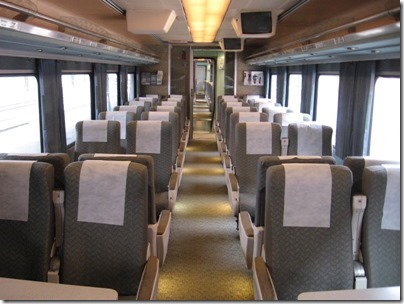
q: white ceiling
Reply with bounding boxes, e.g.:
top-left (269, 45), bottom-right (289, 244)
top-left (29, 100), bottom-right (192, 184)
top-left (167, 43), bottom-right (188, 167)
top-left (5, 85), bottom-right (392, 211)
top-left (114, 0), bottom-right (301, 43)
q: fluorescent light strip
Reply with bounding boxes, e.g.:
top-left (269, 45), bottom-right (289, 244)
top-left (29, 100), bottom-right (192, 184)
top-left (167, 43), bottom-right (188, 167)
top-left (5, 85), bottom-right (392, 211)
top-left (182, 0), bottom-right (230, 43)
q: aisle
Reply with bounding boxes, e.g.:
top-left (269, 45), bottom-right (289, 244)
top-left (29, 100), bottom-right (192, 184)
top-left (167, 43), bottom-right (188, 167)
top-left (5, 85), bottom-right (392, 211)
top-left (157, 130), bottom-right (254, 300)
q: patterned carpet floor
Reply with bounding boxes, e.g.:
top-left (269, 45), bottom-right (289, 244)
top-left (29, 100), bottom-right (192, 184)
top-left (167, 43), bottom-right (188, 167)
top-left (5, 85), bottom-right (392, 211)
top-left (157, 132), bottom-right (254, 301)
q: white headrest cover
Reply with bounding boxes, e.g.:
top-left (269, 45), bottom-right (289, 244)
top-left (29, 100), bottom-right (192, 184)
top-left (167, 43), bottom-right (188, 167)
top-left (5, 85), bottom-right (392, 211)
top-left (83, 120), bottom-right (108, 142)
top-left (78, 160), bottom-right (129, 226)
top-left (157, 106), bottom-right (175, 112)
top-left (148, 111), bottom-right (170, 121)
top-left (238, 112), bottom-right (261, 122)
top-left (119, 105), bottom-right (139, 113)
top-left (136, 121), bottom-right (162, 154)
top-left (297, 123), bottom-right (323, 155)
top-left (0, 160), bottom-right (35, 222)
top-left (283, 164), bottom-right (332, 228)
top-left (129, 100), bottom-right (145, 106)
top-left (162, 102), bottom-right (179, 106)
top-left (106, 111), bottom-right (127, 139)
top-left (381, 164), bottom-right (400, 231)
top-left (231, 107), bottom-right (251, 113)
top-left (246, 122), bottom-right (273, 155)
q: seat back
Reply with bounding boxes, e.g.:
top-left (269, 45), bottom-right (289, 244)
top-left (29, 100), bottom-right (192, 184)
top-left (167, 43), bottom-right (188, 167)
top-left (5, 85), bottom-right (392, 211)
top-left (152, 106), bottom-right (184, 137)
top-left (343, 156), bottom-right (400, 195)
top-left (262, 106), bottom-right (291, 122)
top-left (61, 160), bottom-right (149, 296)
top-left (141, 111), bottom-right (179, 166)
top-left (361, 164), bottom-right (400, 288)
top-left (234, 122), bottom-right (281, 216)
top-left (287, 123), bottom-right (333, 156)
top-left (128, 100), bottom-right (152, 111)
top-left (228, 112), bottom-right (268, 162)
top-left (273, 112), bottom-right (312, 138)
top-left (264, 164), bottom-right (353, 299)
top-left (74, 120), bottom-right (123, 160)
top-left (126, 121), bottom-right (172, 213)
top-left (99, 111), bottom-right (138, 150)
top-left (255, 156), bottom-right (336, 227)
top-left (224, 106), bottom-right (257, 146)
top-left (78, 153), bottom-right (156, 225)
top-left (0, 161), bottom-right (54, 281)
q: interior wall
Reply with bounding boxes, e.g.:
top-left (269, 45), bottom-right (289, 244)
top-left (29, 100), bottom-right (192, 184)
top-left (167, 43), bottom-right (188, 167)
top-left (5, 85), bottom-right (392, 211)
top-left (237, 53), bottom-right (265, 97)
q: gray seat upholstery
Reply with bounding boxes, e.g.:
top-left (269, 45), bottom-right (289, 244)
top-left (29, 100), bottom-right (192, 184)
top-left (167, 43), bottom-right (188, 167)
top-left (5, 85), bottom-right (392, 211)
top-left (61, 160), bottom-right (159, 299)
top-left (227, 122), bottom-right (281, 219)
top-left (78, 153), bottom-right (172, 265)
top-left (99, 111), bottom-right (138, 151)
top-left (128, 100), bottom-right (152, 111)
top-left (361, 164), bottom-right (400, 288)
top-left (0, 153), bottom-right (69, 259)
top-left (239, 155), bottom-right (336, 269)
top-left (287, 123), bottom-right (333, 156)
top-left (253, 164), bottom-right (354, 300)
top-left (74, 120), bottom-right (123, 160)
top-left (126, 121), bottom-right (179, 211)
top-left (0, 161), bottom-right (55, 281)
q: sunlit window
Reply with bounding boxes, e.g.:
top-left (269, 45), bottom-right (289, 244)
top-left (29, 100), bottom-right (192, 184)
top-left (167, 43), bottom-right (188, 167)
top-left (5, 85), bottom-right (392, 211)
top-left (62, 74), bottom-right (91, 145)
top-left (107, 73), bottom-right (118, 111)
top-left (127, 73), bottom-right (135, 100)
top-left (316, 75), bottom-right (340, 145)
top-left (0, 76), bottom-right (41, 152)
top-left (368, 77), bottom-right (400, 161)
top-left (270, 74), bottom-right (277, 101)
top-left (287, 74), bottom-right (302, 112)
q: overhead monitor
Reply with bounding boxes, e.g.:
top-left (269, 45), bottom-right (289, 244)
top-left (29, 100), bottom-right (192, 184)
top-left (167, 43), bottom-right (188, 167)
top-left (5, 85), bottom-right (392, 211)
top-left (219, 38), bottom-right (244, 52)
top-left (231, 10), bottom-right (279, 38)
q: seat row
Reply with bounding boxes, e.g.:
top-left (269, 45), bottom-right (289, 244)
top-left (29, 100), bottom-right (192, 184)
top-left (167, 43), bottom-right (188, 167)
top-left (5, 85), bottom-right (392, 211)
top-left (0, 156), bottom-right (159, 299)
top-left (251, 157), bottom-right (400, 300)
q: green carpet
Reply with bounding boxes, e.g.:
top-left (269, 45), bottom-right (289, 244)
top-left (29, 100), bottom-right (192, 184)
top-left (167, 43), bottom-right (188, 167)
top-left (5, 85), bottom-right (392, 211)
top-left (157, 132), bottom-right (254, 301)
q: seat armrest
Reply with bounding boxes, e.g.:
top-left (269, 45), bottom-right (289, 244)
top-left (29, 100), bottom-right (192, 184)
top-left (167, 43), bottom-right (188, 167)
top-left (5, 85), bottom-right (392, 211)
top-left (253, 226), bottom-right (264, 261)
top-left (157, 210), bottom-right (172, 265)
top-left (148, 223), bottom-right (158, 257)
top-left (352, 195), bottom-right (367, 261)
top-left (228, 173), bottom-right (240, 216)
top-left (52, 190), bottom-right (65, 249)
top-left (223, 154), bottom-right (232, 170)
top-left (47, 246), bottom-right (60, 283)
top-left (168, 172), bottom-right (179, 210)
top-left (136, 256), bottom-right (159, 300)
top-left (253, 257), bottom-right (277, 300)
top-left (157, 210), bottom-right (171, 236)
top-left (354, 260), bottom-right (367, 289)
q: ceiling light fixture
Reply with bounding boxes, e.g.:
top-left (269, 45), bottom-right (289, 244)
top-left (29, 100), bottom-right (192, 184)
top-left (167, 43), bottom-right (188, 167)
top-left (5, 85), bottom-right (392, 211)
top-left (182, 0), bottom-right (230, 43)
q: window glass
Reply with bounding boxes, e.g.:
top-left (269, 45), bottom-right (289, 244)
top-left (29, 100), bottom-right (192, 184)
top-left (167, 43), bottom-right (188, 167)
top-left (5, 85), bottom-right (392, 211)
top-left (127, 73), bottom-right (135, 100)
top-left (287, 74), bottom-right (302, 112)
top-left (0, 76), bottom-right (41, 152)
top-left (316, 75), bottom-right (340, 145)
top-left (270, 74), bottom-right (277, 101)
top-left (368, 77), bottom-right (400, 160)
top-left (62, 74), bottom-right (91, 145)
top-left (107, 73), bottom-right (118, 111)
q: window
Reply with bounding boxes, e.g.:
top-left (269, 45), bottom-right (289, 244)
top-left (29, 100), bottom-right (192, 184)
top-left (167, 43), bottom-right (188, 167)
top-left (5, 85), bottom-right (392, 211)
top-left (0, 76), bottom-right (41, 152)
top-left (107, 73), bottom-right (118, 111)
top-left (270, 74), bottom-right (277, 101)
top-left (316, 75), bottom-right (340, 145)
top-left (287, 74), bottom-right (302, 112)
top-left (127, 73), bottom-right (135, 100)
top-left (368, 77), bottom-right (400, 161)
top-left (62, 74), bottom-right (91, 145)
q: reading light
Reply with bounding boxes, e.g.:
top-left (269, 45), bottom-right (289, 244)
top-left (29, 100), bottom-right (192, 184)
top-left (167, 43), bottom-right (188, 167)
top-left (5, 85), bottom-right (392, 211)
top-left (182, 0), bottom-right (230, 43)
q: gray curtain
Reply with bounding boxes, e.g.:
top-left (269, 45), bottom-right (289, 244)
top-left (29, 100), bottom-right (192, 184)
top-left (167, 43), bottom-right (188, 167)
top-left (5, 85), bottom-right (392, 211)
top-left (38, 59), bottom-right (66, 152)
top-left (335, 61), bottom-right (376, 159)
top-left (119, 65), bottom-right (128, 105)
top-left (276, 66), bottom-right (287, 106)
top-left (93, 63), bottom-right (107, 118)
top-left (300, 64), bottom-right (317, 115)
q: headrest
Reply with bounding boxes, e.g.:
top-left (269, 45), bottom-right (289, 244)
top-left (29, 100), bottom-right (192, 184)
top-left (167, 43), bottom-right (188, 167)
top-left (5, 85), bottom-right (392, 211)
top-left (231, 107), bottom-right (251, 113)
top-left (157, 106), bottom-right (175, 112)
top-left (106, 111), bottom-right (127, 139)
top-left (136, 121), bottom-right (162, 154)
top-left (277, 113), bottom-right (308, 126)
top-left (78, 160), bottom-right (130, 226)
top-left (94, 153), bottom-right (138, 158)
top-left (380, 164), bottom-right (400, 231)
top-left (161, 101), bottom-right (178, 107)
top-left (0, 160), bottom-right (35, 222)
top-left (128, 100), bottom-right (145, 106)
top-left (282, 164), bottom-right (332, 228)
top-left (278, 156), bottom-right (322, 160)
top-left (119, 105), bottom-right (139, 112)
top-left (82, 120), bottom-right (109, 142)
top-left (264, 107), bottom-right (288, 122)
top-left (296, 123), bottom-right (323, 155)
top-left (364, 157), bottom-right (399, 168)
top-left (246, 122), bottom-right (273, 155)
top-left (148, 111), bottom-right (170, 121)
top-left (7, 153), bottom-right (49, 157)
top-left (238, 112), bottom-right (261, 122)
top-left (224, 102), bottom-right (241, 107)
